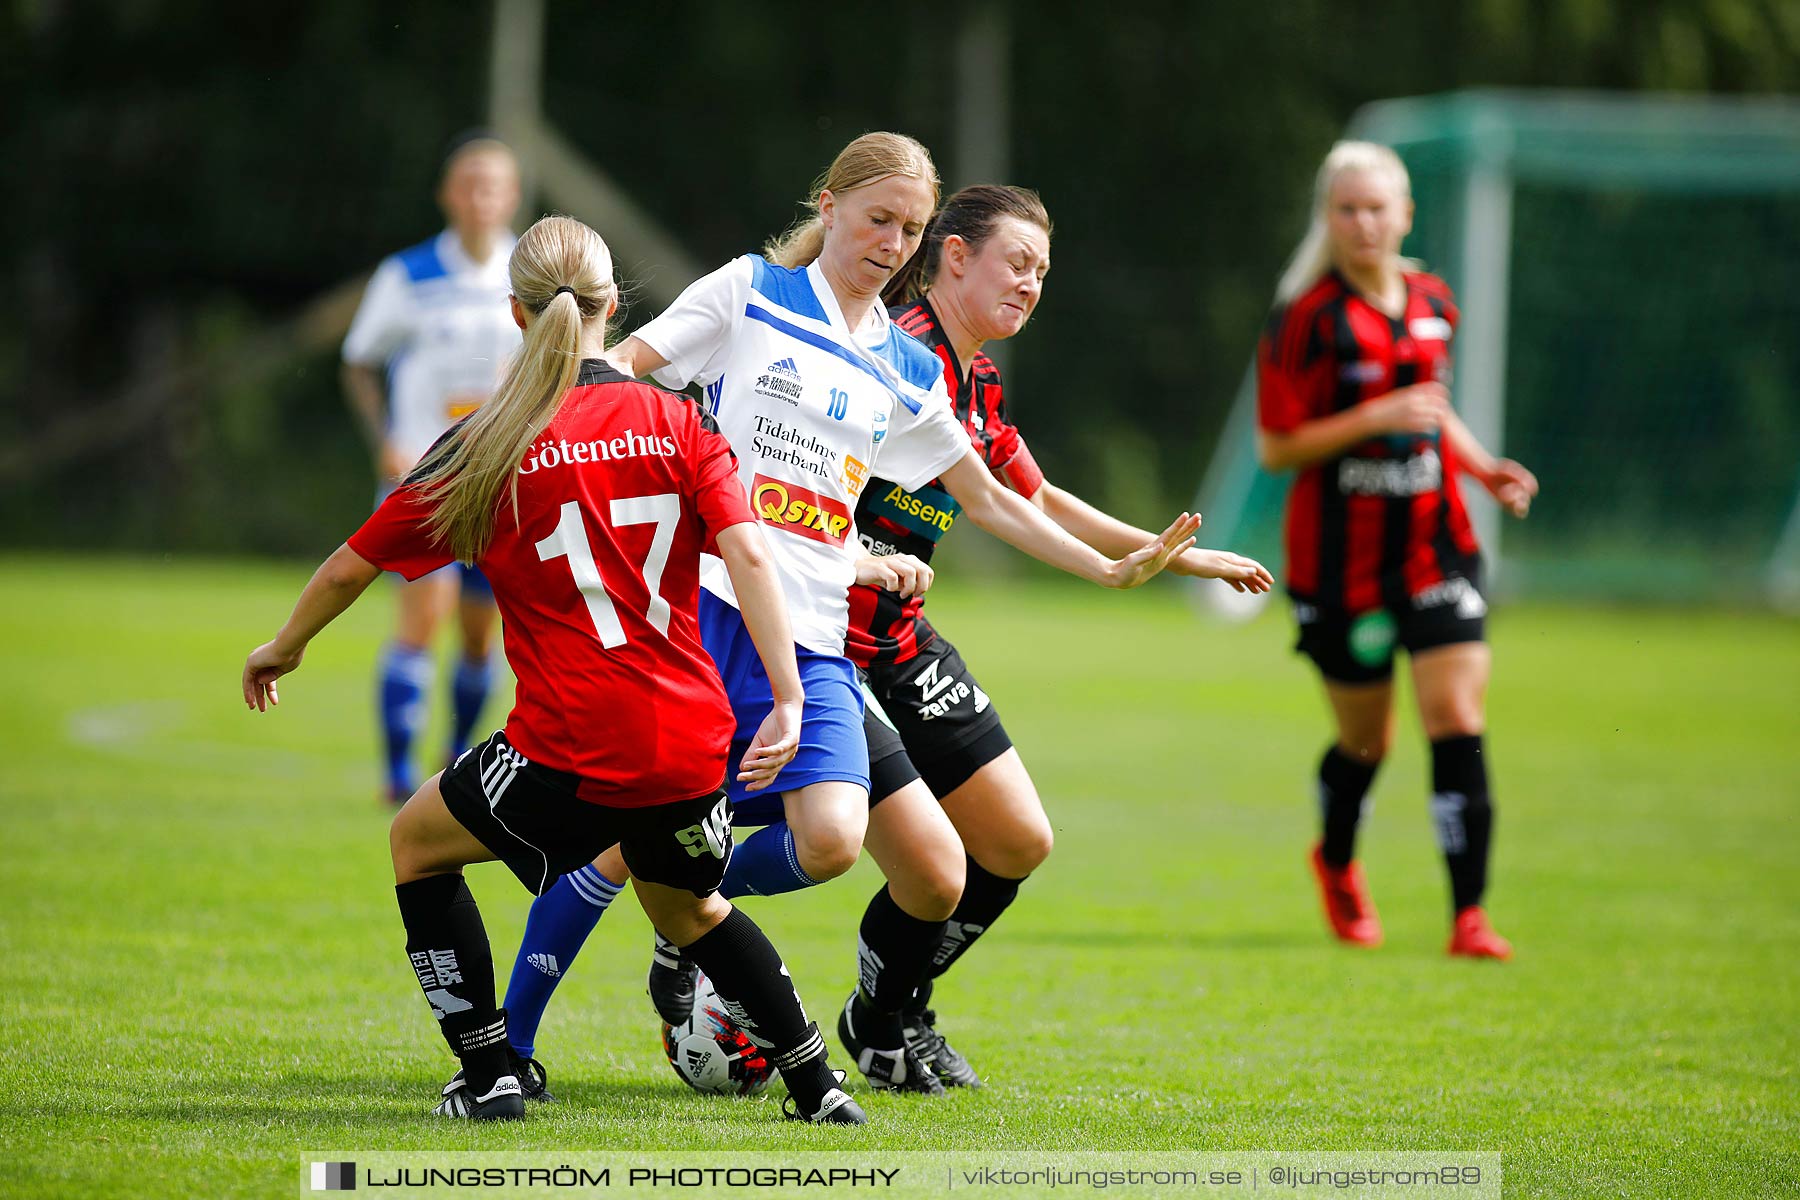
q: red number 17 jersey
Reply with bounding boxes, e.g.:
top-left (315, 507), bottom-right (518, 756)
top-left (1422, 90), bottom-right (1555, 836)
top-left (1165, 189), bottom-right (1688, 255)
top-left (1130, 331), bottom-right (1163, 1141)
top-left (348, 359), bottom-right (755, 805)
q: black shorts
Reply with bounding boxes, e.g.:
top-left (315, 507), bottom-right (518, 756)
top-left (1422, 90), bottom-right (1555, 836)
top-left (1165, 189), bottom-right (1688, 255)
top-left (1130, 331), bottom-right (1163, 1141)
top-left (1293, 568), bottom-right (1488, 685)
top-left (860, 633), bottom-right (1012, 802)
top-left (439, 732), bottom-right (732, 898)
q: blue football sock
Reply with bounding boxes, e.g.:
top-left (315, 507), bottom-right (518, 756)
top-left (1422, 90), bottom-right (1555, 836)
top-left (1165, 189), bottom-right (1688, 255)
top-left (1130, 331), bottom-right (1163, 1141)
top-left (504, 864), bottom-right (623, 1058)
top-left (379, 643), bottom-right (434, 797)
top-left (720, 821), bottom-right (821, 899)
top-left (450, 654), bottom-right (492, 759)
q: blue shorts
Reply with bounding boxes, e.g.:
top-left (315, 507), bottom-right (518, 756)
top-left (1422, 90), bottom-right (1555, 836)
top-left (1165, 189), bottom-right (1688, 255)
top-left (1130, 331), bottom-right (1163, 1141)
top-left (454, 561), bottom-right (492, 596)
top-left (407, 558), bottom-right (490, 593)
top-left (698, 591), bottom-right (869, 826)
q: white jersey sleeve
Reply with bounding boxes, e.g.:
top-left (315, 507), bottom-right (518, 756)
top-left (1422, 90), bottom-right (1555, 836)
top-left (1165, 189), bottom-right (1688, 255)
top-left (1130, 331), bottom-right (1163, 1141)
top-left (637, 257), bottom-right (753, 391)
top-left (868, 374), bottom-right (973, 493)
top-left (341, 257), bottom-right (413, 366)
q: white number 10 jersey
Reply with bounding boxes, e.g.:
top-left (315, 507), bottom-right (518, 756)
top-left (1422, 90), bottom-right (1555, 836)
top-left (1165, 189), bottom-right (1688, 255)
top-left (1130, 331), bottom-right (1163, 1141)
top-left (637, 256), bottom-right (970, 656)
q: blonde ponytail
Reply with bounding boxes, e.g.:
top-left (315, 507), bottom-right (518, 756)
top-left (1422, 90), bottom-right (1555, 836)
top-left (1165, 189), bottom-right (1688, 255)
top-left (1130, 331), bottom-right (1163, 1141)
top-left (763, 131), bottom-right (940, 269)
top-left (1275, 140), bottom-right (1420, 304)
top-left (412, 215), bottom-right (616, 561)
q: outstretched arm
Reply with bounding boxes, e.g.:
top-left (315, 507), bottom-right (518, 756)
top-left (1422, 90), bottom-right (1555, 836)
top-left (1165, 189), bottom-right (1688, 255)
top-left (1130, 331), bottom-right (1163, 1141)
top-left (714, 522), bottom-right (802, 790)
top-left (937, 449), bottom-right (1199, 589)
top-left (1032, 483), bottom-right (1273, 594)
top-left (1441, 409), bottom-right (1538, 518)
top-left (241, 544), bottom-right (382, 711)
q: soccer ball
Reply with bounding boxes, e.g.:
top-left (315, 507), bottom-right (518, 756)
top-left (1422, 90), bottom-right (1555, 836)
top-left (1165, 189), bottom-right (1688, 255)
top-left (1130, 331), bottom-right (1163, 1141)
top-left (660, 974), bottom-right (775, 1097)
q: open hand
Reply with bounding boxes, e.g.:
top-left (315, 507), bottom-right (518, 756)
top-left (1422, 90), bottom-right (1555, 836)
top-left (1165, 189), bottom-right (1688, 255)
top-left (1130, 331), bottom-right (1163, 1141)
top-left (1103, 512), bottom-right (1203, 589)
top-left (1484, 458), bottom-right (1539, 518)
top-left (1179, 548), bottom-right (1274, 593)
top-left (242, 641), bottom-right (304, 712)
top-left (738, 698), bottom-right (801, 791)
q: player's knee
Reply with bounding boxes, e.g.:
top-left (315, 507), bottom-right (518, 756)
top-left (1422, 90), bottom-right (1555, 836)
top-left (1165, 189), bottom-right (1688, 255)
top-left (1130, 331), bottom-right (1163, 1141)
top-left (895, 857), bottom-right (964, 921)
top-left (1419, 693), bottom-right (1484, 740)
top-left (1425, 708), bottom-right (1484, 741)
top-left (983, 819), bottom-right (1053, 878)
top-left (793, 825), bottom-right (861, 883)
top-left (388, 808), bottom-right (427, 881)
top-left (1339, 732), bottom-right (1391, 764)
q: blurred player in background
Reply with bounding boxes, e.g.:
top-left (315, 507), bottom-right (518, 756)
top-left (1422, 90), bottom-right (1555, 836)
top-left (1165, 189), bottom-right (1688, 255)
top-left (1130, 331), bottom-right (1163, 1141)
top-left (341, 134), bottom-right (522, 803)
top-left (245, 216), bottom-right (867, 1125)
top-left (497, 135), bottom-right (1201, 1089)
top-left (1256, 141), bottom-right (1538, 960)
top-left (826, 184), bottom-right (1273, 1092)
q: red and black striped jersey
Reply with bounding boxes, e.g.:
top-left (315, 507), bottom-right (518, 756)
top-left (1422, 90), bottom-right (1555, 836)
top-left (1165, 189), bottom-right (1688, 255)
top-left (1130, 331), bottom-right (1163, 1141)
top-left (845, 299), bottom-right (1046, 668)
top-left (1257, 270), bottom-right (1480, 612)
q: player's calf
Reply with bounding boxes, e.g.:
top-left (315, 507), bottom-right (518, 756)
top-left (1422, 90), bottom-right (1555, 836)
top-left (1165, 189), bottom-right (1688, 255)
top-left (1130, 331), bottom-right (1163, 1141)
top-left (393, 872), bottom-right (521, 1117)
top-left (678, 906), bottom-right (867, 1124)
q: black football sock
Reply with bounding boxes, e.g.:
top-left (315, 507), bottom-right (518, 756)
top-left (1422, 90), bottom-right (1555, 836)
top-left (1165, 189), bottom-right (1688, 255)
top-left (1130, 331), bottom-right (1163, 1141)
top-left (1429, 734), bottom-right (1494, 913)
top-left (394, 874), bottom-right (508, 1094)
top-left (924, 857), bottom-right (1024, 981)
top-left (853, 884), bottom-right (949, 1047)
top-left (682, 906), bottom-right (835, 1110)
top-left (1319, 744), bottom-right (1380, 867)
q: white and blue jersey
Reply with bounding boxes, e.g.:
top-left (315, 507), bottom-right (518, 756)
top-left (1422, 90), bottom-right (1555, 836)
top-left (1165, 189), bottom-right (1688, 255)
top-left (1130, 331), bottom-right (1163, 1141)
top-left (636, 255), bottom-right (970, 808)
top-left (342, 229), bottom-right (520, 468)
top-left (637, 255), bottom-right (970, 658)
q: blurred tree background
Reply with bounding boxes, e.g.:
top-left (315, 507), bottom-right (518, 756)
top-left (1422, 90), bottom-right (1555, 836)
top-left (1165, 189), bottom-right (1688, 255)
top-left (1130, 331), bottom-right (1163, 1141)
top-left (2, 0), bottom-right (1795, 557)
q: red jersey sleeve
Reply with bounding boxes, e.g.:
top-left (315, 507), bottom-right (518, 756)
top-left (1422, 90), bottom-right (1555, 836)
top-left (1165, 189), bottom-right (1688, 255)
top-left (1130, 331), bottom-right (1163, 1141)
top-left (985, 423), bottom-right (1045, 499)
top-left (1257, 303), bottom-right (1324, 434)
top-left (1413, 272), bottom-right (1461, 332)
top-left (346, 485), bottom-right (456, 580)
top-left (689, 415), bottom-right (754, 541)
top-left (971, 356), bottom-right (1045, 499)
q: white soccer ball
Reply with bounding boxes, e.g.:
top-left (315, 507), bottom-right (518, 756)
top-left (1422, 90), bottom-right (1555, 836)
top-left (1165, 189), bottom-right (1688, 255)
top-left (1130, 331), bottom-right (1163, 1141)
top-left (660, 974), bottom-right (776, 1097)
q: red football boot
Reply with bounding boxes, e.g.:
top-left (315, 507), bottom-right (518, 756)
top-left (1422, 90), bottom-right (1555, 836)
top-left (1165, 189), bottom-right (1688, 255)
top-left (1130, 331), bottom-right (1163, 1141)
top-left (1309, 844), bottom-right (1383, 947)
top-left (1447, 905), bottom-right (1513, 960)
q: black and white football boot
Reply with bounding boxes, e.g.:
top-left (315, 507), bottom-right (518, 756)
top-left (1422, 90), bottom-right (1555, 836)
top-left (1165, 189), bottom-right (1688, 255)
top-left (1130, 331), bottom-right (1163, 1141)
top-left (443, 1049), bottom-right (556, 1104)
top-left (433, 1073), bottom-right (526, 1121)
top-left (902, 984), bottom-right (982, 1089)
top-left (781, 1069), bottom-right (869, 1125)
top-left (837, 992), bottom-right (945, 1095)
top-left (648, 930), bottom-right (699, 1026)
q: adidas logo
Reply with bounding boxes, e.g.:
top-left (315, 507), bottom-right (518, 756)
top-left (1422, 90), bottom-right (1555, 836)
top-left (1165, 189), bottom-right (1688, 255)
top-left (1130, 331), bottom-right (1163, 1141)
top-left (527, 953), bottom-right (561, 978)
top-left (769, 357), bottom-right (799, 376)
top-left (483, 1076), bottom-right (524, 1101)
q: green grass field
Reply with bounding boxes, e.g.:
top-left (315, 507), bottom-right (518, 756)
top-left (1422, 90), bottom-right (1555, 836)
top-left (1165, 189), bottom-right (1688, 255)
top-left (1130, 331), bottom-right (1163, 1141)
top-left (1, 554), bottom-right (1796, 1198)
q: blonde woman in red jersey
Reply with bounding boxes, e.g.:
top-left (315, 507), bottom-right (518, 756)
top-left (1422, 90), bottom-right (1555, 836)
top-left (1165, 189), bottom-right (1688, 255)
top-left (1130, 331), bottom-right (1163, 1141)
top-left (1256, 141), bottom-right (1537, 960)
top-left (242, 216), bottom-right (865, 1125)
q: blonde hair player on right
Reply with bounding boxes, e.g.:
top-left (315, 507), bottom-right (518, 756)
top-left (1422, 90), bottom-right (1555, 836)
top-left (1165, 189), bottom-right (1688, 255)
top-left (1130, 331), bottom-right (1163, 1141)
top-left (1256, 139), bottom-right (1539, 960)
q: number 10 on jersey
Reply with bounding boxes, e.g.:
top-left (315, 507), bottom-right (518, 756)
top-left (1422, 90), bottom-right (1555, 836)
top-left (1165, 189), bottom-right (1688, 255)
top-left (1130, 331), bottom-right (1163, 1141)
top-left (534, 496), bottom-right (679, 648)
